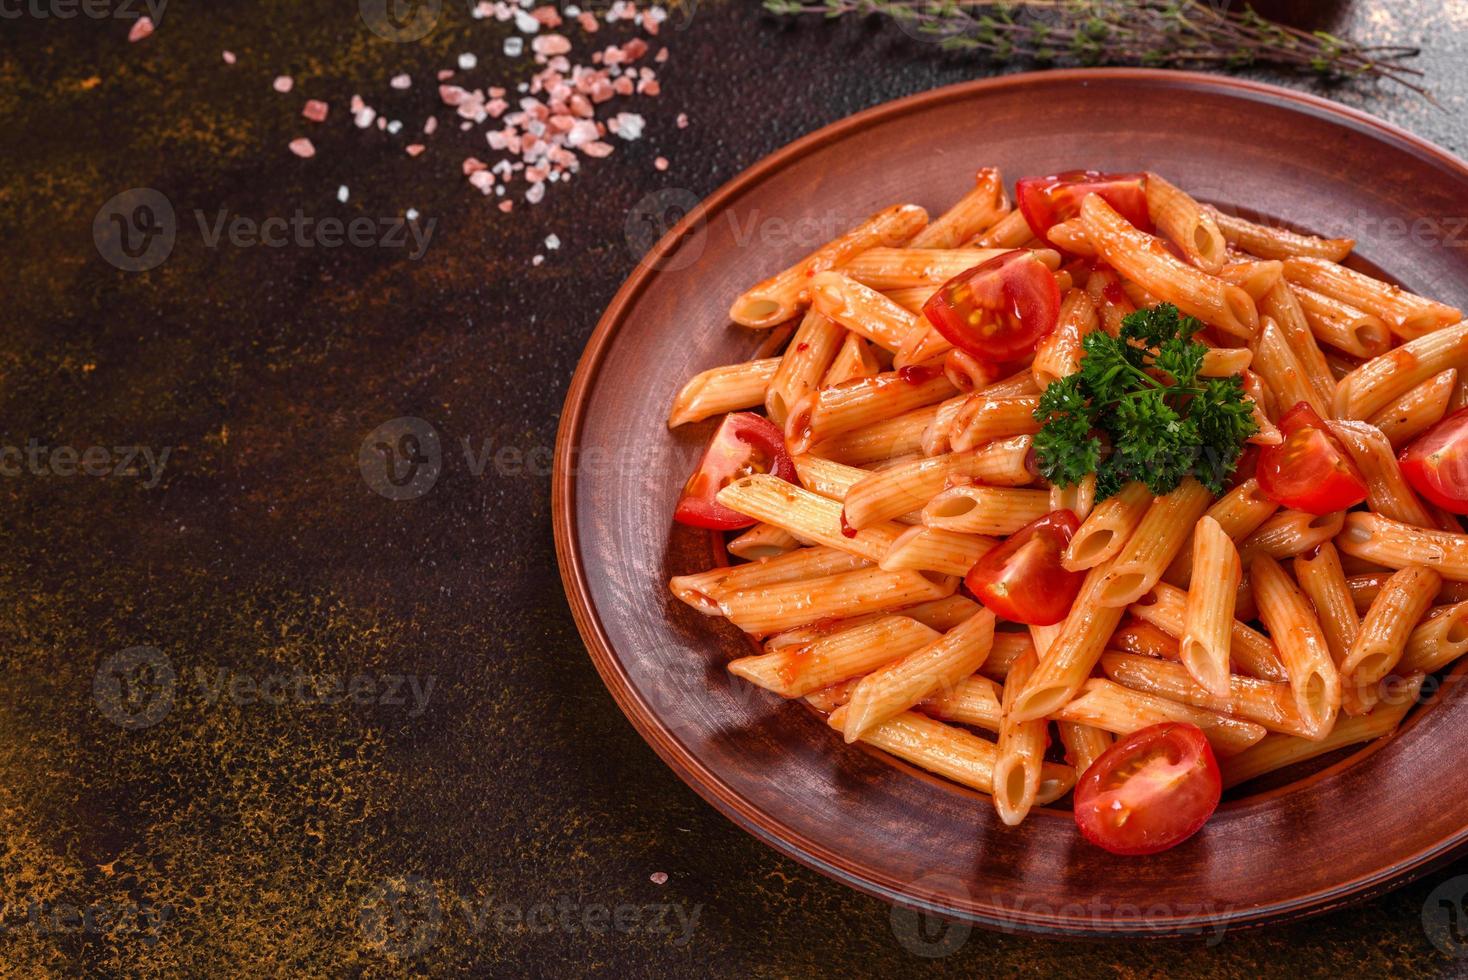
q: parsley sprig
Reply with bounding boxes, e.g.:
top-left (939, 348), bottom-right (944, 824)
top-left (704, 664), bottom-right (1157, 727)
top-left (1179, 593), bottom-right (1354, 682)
top-left (1033, 303), bottom-right (1257, 500)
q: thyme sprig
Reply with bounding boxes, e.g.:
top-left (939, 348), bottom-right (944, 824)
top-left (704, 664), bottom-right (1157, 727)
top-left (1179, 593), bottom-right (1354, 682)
top-left (763, 1), bottom-right (1428, 100)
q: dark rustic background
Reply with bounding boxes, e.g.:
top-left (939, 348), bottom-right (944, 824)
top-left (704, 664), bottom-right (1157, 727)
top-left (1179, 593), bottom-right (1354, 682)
top-left (3, 0), bottom-right (1467, 975)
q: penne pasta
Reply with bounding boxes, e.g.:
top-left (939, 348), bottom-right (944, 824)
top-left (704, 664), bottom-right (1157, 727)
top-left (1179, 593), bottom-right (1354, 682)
top-left (728, 614), bottom-right (941, 697)
top-left (910, 167), bottom-right (1009, 249)
top-left (1179, 516), bottom-right (1241, 697)
top-left (730, 203), bottom-right (929, 328)
top-left (667, 357), bottom-right (781, 427)
top-left (1079, 194), bottom-right (1258, 340)
top-left (1292, 542), bottom-right (1369, 714)
top-left (880, 525), bottom-right (995, 576)
top-left (1292, 285), bottom-right (1392, 359)
top-left (921, 485), bottom-right (1051, 536)
top-left (1056, 679), bottom-right (1267, 756)
top-left (1340, 565), bottom-right (1440, 691)
top-left (843, 439), bottom-right (1030, 530)
top-left (947, 395), bottom-right (1042, 453)
top-left (1221, 677), bottom-right (1422, 789)
top-left (1163, 478), bottom-right (1280, 588)
top-left (993, 648), bottom-right (1047, 825)
top-left (1085, 265), bottom-right (1136, 337)
top-left (1063, 481), bottom-right (1152, 572)
top-left (670, 545), bottom-right (868, 615)
top-left (717, 564), bottom-right (956, 636)
top-left (1400, 600), bottom-right (1468, 674)
top-left (787, 369), bottom-right (957, 454)
top-left (821, 331), bottom-right (881, 386)
top-left (1236, 509), bottom-right (1345, 567)
top-left (1010, 559), bottom-right (1128, 721)
top-left (1096, 478), bottom-right (1213, 607)
top-left (1206, 207), bottom-right (1354, 262)
top-left (1334, 321), bottom-right (1468, 420)
top-left (1259, 281), bottom-right (1336, 411)
top-left (1032, 289), bottom-right (1101, 390)
top-left (1338, 511), bottom-right (1468, 581)
top-left (1216, 258), bottom-right (1283, 302)
top-left (838, 247), bottom-right (1023, 289)
top-left (824, 706), bottom-right (1075, 802)
top-left (1146, 173), bottom-right (1227, 272)
top-left (1049, 472), bottom-right (1097, 522)
top-left (809, 272), bottom-right (920, 352)
top-left (1252, 316), bottom-right (1329, 419)
top-left (1282, 257), bottom-right (1462, 340)
top-left (1101, 652), bottom-right (1312, 738)
top-left (1368, 369), bottom-right (1455, 448)
top-left (842, 609), bottom-right (995, 742)
top-left (715, 474), bottom-right (906, 562)
top-left (1129, 581), bottom-right (1288, 681)
top-left (1250, 554), bottom-right (1340, 738)
top-left (1057, 721), bottom-right (1113, 773)
top-left (1326, 420), bottom-right (1439, 529)
top-left (918, 673), bottom-right (1003, 732)
top-left (974, 209), bottom-right (1034, 248)
top-left (726, 523), bottom-right (803, 560)
top-left (765, 310), bottom-right (844, 426)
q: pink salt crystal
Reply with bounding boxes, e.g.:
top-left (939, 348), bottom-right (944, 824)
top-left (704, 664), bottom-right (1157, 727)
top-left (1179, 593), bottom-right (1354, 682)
top-left (569, 94), bottom-right (592, 117)
top-left (623, 38), bottom-right (648, 61)
top-left (437, 69), bottom-right (455, 81)
top-left (655, 47), bottom-right (669, 63)
top-left (273, 75), bottom-right (293, 93)
top-left (376, 116), bottom-right (386, 129)
top-left (423, 116), bottom-right (438, 135)
top-left (128, 16), bottom-right (153, 42)
top-left (581, 141), bottom-right (614, 158)
top-left (487, 98), bottom-right (509, 118)
top-left (526, 166), bottom-right (548, 183)
top-left (351, 94), bottom-right (365, 113)
top-left (439, 85), bottom-right (469, 106)
top-left (463, 157), bottom-right (489, 174)
top-left (531, 5), bottom-right (561, 27)
top-left (602, 47), bottom-right (624, 67)
top-left (612, 76), bottom-right (634, 96)
top-left (489, 86), bottom-right (507, 98)
top-left (288, 138), bottom-right (315, 158)
top-left (469, 170), bottom-right (495, 194)
top-left (499, 200), bottom-right (514, 213)
top-left (566, 119), bottom-right (599, 146)
top-left (532, 34), bottom-right (571, 57)
top-left (302, 99), bottom-right (329, 122)
top-left (655, 156), bottom-right (669, 171)
top-left (390, 73), bottom-right (411, 90)
top-left (406, 144), bottom-right (426, 156)
top-left (649, 872), bottom-right (669, 885)
top-left (643, 12), bottom-right (659, 35)
top-left (548, 115), bottom-right (574, 132)
top-left (676, 112), bottom-right (688, 129)
top-left (526, 182), bottom-right (546, 204)
top-left (222, 50), bottom-right (237, 64)
top-left (578, 11), bottom-right (598, 32)
top-left (487, 131), bottom-right (509, 151)
top-left (638, 79), bottom-right (660, 96)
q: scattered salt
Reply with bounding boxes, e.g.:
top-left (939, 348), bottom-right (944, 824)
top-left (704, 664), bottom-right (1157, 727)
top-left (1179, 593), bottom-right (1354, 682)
top-left (545, 234), bottom-right (560, 250)
top-left (303, 99), bottom-right (329, 122)
top-left (406, 208), bottom-right (420, 221)
top-left (273, 75), bottom-right (294, 93)
top-left (513, 9), bottom-right (540, 33)
top-left (355, 107), bottom-right (377, 128)
top-left (222, 51), bottom-right (237, 65)
top-left (337, 185), bottom-right (349, 203)
top-left (676, 112), bottom-right (688, 129)
top-left (655, 156), bottom-right (668, 171)
top-left (504, 37), bottom-right (524, 57)
top-left (459, 53), bottom-right (478, 70)
top-left (650, 872), bottom-right (668, 885)
top-left (288, 138), bottom-right (315, 158)
top-left (387, 119), bottom-right (403, 134)
top-left (531, 254), bottom-right (544, 266)
top-left (390, 73), bottom-right (412, 90)
top-left (127, 16), bottom-right (153, 42)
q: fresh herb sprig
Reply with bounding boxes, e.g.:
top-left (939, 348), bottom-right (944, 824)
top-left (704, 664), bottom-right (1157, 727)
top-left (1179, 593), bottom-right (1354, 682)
top-left (763, 1), bottom-right (1429, 101)
top-left (1033, 303), bottom-right (1257, 499)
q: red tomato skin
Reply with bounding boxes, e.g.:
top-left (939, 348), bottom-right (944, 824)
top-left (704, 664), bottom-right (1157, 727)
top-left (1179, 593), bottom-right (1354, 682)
top-left (673, 412), bottom-right (795, 530)
top-left (1016, 170), bottom-right (1153, 245)
top-left (1401, 407), bottom-right (1468, 514)
top-left (921, 252), bottom-right (1061, 364)
top-left (1255, 402), bottom-right (1368, 515)
top-left (963, 510), bottom-right (1082, 626)
top-left (1073, 722), bottom-right (1222, 857)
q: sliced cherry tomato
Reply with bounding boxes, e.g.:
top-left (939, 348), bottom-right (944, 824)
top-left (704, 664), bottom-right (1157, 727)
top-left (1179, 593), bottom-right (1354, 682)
top-left (1073, 721), bottom-right (1221, 856)
top-left (1400, 407), bottom-right (1468, 514)
top-left (1015, 170), bottom-right (1152, 247)
top-left (921, 251), bottom-right (1061, 364)
top-left (1255, 401), bottom-right (1367, 515)
top-left (673, 412), bottom-right (795, 530)
top-left (963, 510), bottom-right (1081, 625)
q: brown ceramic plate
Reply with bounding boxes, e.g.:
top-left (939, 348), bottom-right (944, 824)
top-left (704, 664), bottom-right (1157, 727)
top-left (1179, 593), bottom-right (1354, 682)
top-left (553, 69), bottom-right (1468, 937)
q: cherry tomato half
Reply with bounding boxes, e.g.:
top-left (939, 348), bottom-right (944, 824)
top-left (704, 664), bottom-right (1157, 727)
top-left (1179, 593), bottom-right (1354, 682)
top-left (1255, 402), bottom-right (1367, 515)
top-left (1400, 407), bottom-right (1468, 514)
top-left (1015, 170), bottom-right (1152, 247)
top-left (1073, 721), bottom-right (1221, 856)
top-left (921, 251), bottom-right (1061, 364)
top-left (673, 412), bottom-right (796, 530)
top-left (963, 510), bottom-right (1082, 625)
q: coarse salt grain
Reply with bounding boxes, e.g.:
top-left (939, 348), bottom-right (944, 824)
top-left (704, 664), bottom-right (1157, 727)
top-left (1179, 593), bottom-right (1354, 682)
top-left (676, 112), bottom-right (688, 128)
top-left (504, 37), bottom-right (525, 57)
top-left (469, 170), bottom-right (495, 194)
top-left (387, 119), bottom-right (403, 134)
top-left (355, 107), bottom-right (376, 128)
top-left (532, 254), bottom-right (544, 266)
top-left (654, 156), bottom-right (668, 171)
top-left (390, 73), bottom-right (411, 90)
top-left (406, 143), bottom-right (425, 156)
top-left (545, 234), bottom-right (560, 249)
top-left (337, 185), bottom-right (349, 202)
top-left (611, 112), bottom-right (644, 140)
top-left (127, 16), bottom-right (153, 42)
top-left (424, 117), bottom-right (438, 135)
top-left (526, 182), bottom-right (546, 204)
top-left (459, 53), bottom-right (478, 69)
top-left (222, 50), bottom-right (237, 64)
top-left (513, 9), bottom-right (540, 33)
top-left (649, 872), bottom-right (668, 885)
top-left (302, 100), bottom-right (329, 122)
top-left (406, 208), bottom-right (420, 221)
top-left (288, 138), bottom-right (315, 158)
top-left (273, 75), bottom-right (294, 93)
top-left (499, 200), bottom-right (514, 213)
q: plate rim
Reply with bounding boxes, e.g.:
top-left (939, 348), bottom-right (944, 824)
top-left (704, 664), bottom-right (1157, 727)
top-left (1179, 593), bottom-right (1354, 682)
top-left (552, 67), bottom-right (1468, 937)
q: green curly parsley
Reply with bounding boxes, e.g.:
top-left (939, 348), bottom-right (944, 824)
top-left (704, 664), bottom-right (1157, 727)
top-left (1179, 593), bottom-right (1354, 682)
top-left (1033, 303), bottom-right (1258, 500)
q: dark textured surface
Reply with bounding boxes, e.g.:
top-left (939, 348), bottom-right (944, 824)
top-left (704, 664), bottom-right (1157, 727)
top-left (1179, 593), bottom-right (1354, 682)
top-left (3, 0), bottom-right (1468, 975)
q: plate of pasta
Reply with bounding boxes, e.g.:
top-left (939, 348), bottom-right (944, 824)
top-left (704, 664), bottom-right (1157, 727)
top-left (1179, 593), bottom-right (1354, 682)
top-left (554, 69), bottom-right (1468, 935)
